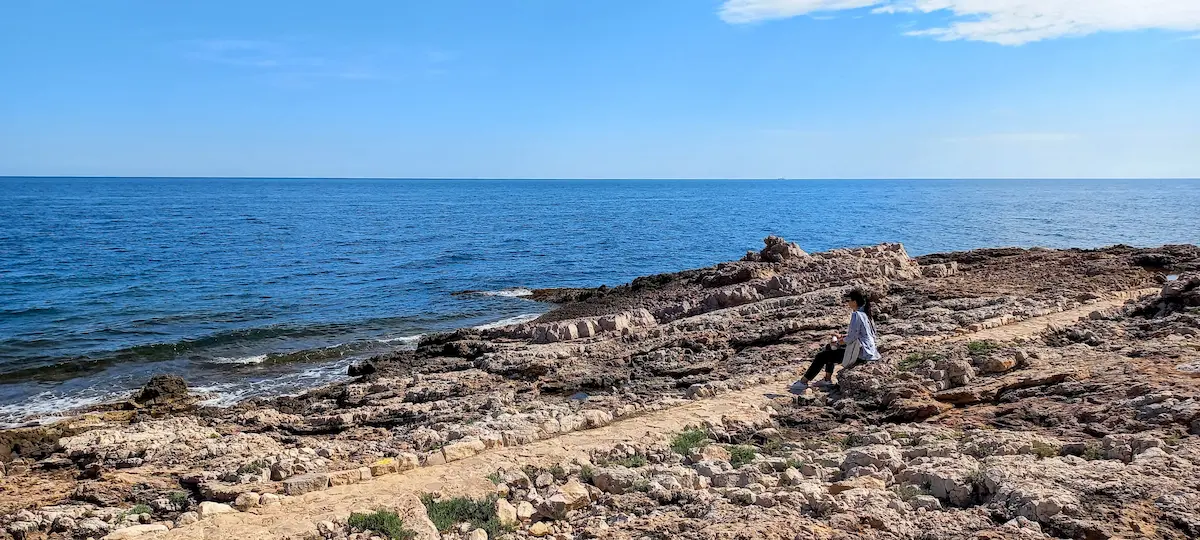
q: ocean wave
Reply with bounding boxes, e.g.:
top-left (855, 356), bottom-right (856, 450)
top-left (474, 313), bottom-right (540, 330)
top-left (486, 288), bottom-right (534, 297)
top-left (210, 354), bottom-right (269, 364)
top-left (376, 334), bottom-right (423, 346)
top-left (0, 390), bottom-right (116, 427)
top-left (454, 287), bottom-right (535, 298)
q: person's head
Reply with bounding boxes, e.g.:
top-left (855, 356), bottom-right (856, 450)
top-left (843, 288), bottom-right (873, 318)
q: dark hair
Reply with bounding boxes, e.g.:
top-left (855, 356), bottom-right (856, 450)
top-left (844, 287), bottom-right (876, 321)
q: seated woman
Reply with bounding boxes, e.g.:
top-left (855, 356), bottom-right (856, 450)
top-left (793, 288), bottom-right (881, 391)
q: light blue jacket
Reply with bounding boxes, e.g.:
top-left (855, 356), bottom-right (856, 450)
top-left (845, 308), bottom-right (881, 363)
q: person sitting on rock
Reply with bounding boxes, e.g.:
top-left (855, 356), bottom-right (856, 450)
top-left (792, 288), bottom-right (882, 391)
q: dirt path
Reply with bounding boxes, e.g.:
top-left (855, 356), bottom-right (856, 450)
top-left (154, 289), bottom-right (1157, 540)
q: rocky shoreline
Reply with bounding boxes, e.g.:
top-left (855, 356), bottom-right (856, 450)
top-left (1, 238), bottom-right (1198, 540)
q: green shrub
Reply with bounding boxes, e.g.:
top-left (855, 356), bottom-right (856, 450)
top-left (785, 458), bottom-right (804, 470)
top-left (549, 464), bottom-right (567, 481)
top-left (892, 484), bottom-right (928, 501)
top-left (966, 341), bottom-right (1000, 356)
top-left (728, 446), bottom-right (757, 468)
top-left (420, 495), bottom-right (509, 537)
top-left (620, 455), bottom-right (648, 468)
top-left (168, 491), bottom-right (189, 510)
top-left (348, 510), bottom-right (417, 540)
top-left (1082, 443), bottom-right (1104, 461)
top-left (579, 464), bottom-right (594, 483)
top-left (1031, 440), bottom-right (1059, 459)
top-left (670, 429), bottom-right (709, 455)
top-left (130, 504), bottom-right (152, 515)
top-left (967, 468), bottom-right (987, 490)
top-left (237, 460), bottom-right (266, 475)
top-left (900, 350), bottom-right (942, 371)
top-left (761, 438), bottom-right (784, 456)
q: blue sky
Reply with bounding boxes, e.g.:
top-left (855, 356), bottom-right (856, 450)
top-left (2, 0), bottom-right (1198, 179)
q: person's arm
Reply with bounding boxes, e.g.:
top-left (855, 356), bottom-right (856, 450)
top-left (844, 311), bottom-right (864, 346)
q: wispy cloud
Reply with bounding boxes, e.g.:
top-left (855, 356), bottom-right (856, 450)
top-left (942, 133), bottom-right (1081, 144)
top-left (719, 0), bottom-right (1200, 45)
top-left (182, 39), bottom-right (452, 82)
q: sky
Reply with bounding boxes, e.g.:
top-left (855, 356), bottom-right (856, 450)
top-left (1, 0), bottom-right (1199, 179)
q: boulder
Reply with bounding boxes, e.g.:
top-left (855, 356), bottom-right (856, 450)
top-left (496, 498), bottom-right (519, 527)
top-left (196, 501), bottom-right (236, 519)
top-left (540, 479), bottom-right (591, 519)
top-left (133, 375), bottom-right (191, 407)
top-left (442, 437), bottom-right (486, 462)
top-left (593, 466), bottom-right (641, 495)
top-left (283, 473), bottom-right (330, 496)
top-left (529, 521), bottom-right (553, 537)
top-left (101, 524), bottom-right (169, 539)
top-left (516, 501), bottom-right (536, 521)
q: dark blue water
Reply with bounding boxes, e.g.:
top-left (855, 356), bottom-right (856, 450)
top-left (1, 178), bottom-right (1198, 424)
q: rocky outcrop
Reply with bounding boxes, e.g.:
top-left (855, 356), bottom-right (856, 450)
top-left (742, 235), bottom-right (808, 263)
top-left (2, 238), bottom-right (1197, 540)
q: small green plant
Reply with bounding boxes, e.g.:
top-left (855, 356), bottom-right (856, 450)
top-left (761, 438), bottom-right (784, 456)
top-left (967, 468), bottom-right (987, 491)
top-left (613, 455), bottom-right (647, 468)
top-left (130, 504), bottom-right (152, 515)
top-left (549, 464), bottom-right (567, 481)
top-left (521, 464), bottom-right (540, 480)
top-left (671, 429), bottom-right (709, 455)
top-left (728, 446), bottom-right (757, 468)
top-left (1163, 432), bottom-right (1182, 447)
top-left (237, 460), bottom-right (266, 475)
top-left (1082, 443), bottom-right (1104, 461)
top-left (785, 458), bottom-right (804, 470)
top-left (1031, 440), bottom-right (1059, 459)
top-left (348, 510), bottom-right (417, 540)
top-left (835, 435), bottom-right (853, 449)
top-left (420, 494), bottom-right (510, 537)
top-left (579, 464), bottom-right (594, 483)
top-left (486, 472), bottom-right (501, 485)
top-left (632, 480), bottom-right (651, 492)
top-left (967, 341), bottom-right (1000, 356)
top-left (892, 484), bottom-right (928, 502)
top-left (900, 350), bottom-right (943, 371)
top-left (168, 491), bottom-right (189, 510)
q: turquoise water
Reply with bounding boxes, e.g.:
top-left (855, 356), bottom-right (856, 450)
top-left (1, 177), bottom-right (1197, 423)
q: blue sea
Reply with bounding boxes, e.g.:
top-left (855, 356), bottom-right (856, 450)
top-left (1, 178), bottom-right (1198, 424)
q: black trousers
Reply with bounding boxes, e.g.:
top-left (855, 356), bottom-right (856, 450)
top-left (804, 344), bottom-right (845, 381)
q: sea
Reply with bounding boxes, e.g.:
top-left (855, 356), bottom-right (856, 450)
top-left (1, 177), bottom-right (1198, 425)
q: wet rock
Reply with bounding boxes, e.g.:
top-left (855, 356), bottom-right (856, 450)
top-left (133, 375), bottom-right (191, 407)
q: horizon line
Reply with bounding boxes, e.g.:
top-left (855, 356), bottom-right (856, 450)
top-left (3, 176), bottom-right (1200, 181)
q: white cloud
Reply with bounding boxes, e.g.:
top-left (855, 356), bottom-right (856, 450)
top-left (942, 133), bottom-right (1081, 143)
top-left (720, 0), bottom-right (882, 24)
top-left (719, 0), bottom-right (1200, 45)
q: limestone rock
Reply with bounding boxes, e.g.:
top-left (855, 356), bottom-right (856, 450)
top-left (196, 501), bottom-right (236, 519)
top-left (101, 524), bottom-right (169, 539)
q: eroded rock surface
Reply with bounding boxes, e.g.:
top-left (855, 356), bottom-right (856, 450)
top-left (2, 238), bottom-right (1198, 540)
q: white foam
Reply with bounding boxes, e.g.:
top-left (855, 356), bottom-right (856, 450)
top-left (211, 354), bottom-right (269, 364)
top-left (376, 334), bottom-right (423, 345)
top-left (0, 391), bottom-right (115, 427)
top-left (474, 312), bottom-right (541, 330)
top-left (478, 288), bottom-right (534, 298)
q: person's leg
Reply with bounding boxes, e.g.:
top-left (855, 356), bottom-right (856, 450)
top-left (802, 354), bottom-right (828, 382)
top-left (809, 347), bottom-right (841, 385)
